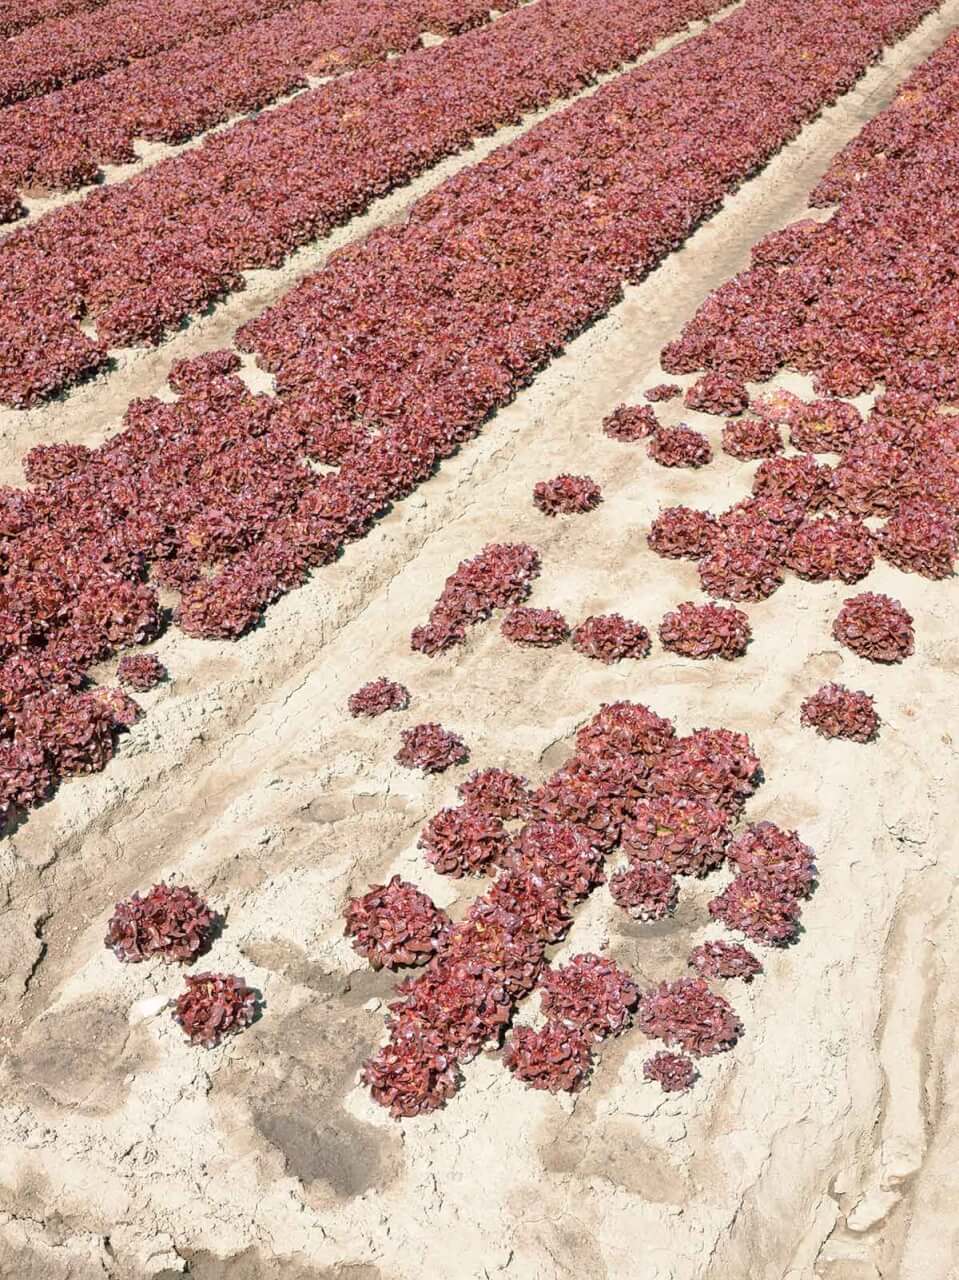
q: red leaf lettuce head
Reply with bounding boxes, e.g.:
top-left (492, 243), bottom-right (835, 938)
top-left (609, 862), bottom-right (678, 921)
top-left (643, 1050), bottom-right (697, 1092)
top-left (344, 874), bottom-right (451, 969)
top-left (532, 474), bottom-right (602, 516)
top-left (832, 592), bottom-right (914, 663)
top-left (571, 613), bottom-right (651, 663)
top-left (396, 723), bottom-right (469, 772)
top-left (105, 881), bottom-right (218, 964)
top-left (503, 1023), bottom-right (593, 1092)
top-left (638, 977), bottom-right (742, 1056)
top-left (348, 677), bottom-right (410, 717)
top-left (418, 804), bottom-right (509, 878)
top-left (172, 972), bottom-right (259, 1047)
top-left (538, 952), bottom-right (639, 1040)
top-left (689, 940), bottom-right (762, 982)
top-left (800, 682), bottom-right (879, 743)
top-left (648, 506), bottom-right (718, 560)
top-left (658, 601), bottom-right (751, 660)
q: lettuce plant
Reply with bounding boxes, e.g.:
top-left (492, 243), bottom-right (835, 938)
top-left (643, 1050), bottom-right (696, 1091)
top-left (344, 874), bottom-right (451, 969)
top-left (832, 592), bottom-right (914, 662)
top-left (689, 939), bottom-right (762, 981)
top-left (105, 881), bottom-right (218, 963)
top-left (418, 804), bottom-right (510, 877)
top-left (533, 474), bottom-right (602, 516)
top-left (571, 613), bottom-right (651, 662)
top-left (800, 682), bottom-right (879, 742)
top-left (396, 723), bottom-right (469, 772)
top-left (538, 953), bottom-right (639, 1040)
top-left (503, 1023), bottom-right (593, 1092)
top-left (658, 601), bottom-right (751, 660)
top-left (637, 977), bottom-right (741, 1055)
top-left (609, 863), bottom-right (678, 920)
top-left (172, 972), bottom-right (258, 1047)
top-left (348, 677), bottom-right (410, 717)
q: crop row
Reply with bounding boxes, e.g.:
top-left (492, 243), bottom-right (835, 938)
top-left (0, 0), bottom-right (943, 830)
top-left (666, 32), bottom-right (959, 401)
top-left (0, 0), bottom-right (937, 408)
top-left (0, 0), bottom-right (711, 222)
top-left (0, 0), bottom-right (729, 404)
top-left (0, 0), bottom-right (109, 40)
top-left (0, 0), bottom-right (307, 107)
top-left (812, 27), bottom-right (959, 206)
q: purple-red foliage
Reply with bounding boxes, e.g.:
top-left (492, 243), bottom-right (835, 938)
top-left (395, 723), bottom-right (469, 772)
top-left (689, 940), bottom-right (762, 982)
top-left (879, 502), bottom-right (958, 579)
top-left (571, 613), bottom-right (651, 663)
top-left (708, 874), bottom-right (802, 946)
top-left (720, 494), bottom-right (805, 539)
top-left (172, 972), bottom-right (259, 1047)
top-left (458, 767), bottom-right (530, 820)
top-left (658, 601), bottom-right (751, 660)
top-left (721, 417), bottom-right (783, 460)
top-left (90, 685), bottom-right (142, 730)
top-left (651, 728), bottom-right (760, 817)
top-left (17, 690), bottom-right (120, 777)
top-left (532, 474), bottom-right (602, 516)
top-left (445, 901), bottom-right (547, 995)
top-left (389, 953), bottom-right (526, 1061)
top-left (358, 697), bottom-right (799, 1114)
top-left (644, 383), bottom-right (682, 402)
top-left (603, 403), bottom-right (657, 441)
top-left (348, 676), bottom-right (410, 718)
top-left (698, 527), bottom-right (785, 601)
top-left (725, 821), bottom-right (816, 898)
top-left (23, 441), bottom-right (92, 483)
top-left (800, 683), bottom-right (879, 742)
top-left (609, 862), bottom-right (678, 921)
top-left (0, 0), bottom-right (940, 843)
top-left (538, 953), bottom-right (639, 1040)
top-left (169, 350), bottom-right (241, 393)
top-left (0, 741), bottom-right (53, 823)
top-left (531, 751), bottom-right (649, 849)
top-left (503, 1023), bottom-right (593, 1092)
top-left (750, 390), bottom-right (807, 427)
top-left (785, 516), bottom-right (875, 583)
top-left (575, 701), bottom-right (676, 764)
top-left (648, 424), bottom-right (713, 468)
top-left (789, 399), bottom-right (862, 453)
top-left (509, 819), bottom-right (606, 900)
top-left (753, 454), bottom-right (831, 510)
top-left (622, 795), bottom-right (730, 876)
top-left (832, 592), bottom-right (914, 662)
top-left (117, 653), bottom-right (167, 692)
top-left (344, 874), bottom-right (451, 969)
top-left (361, 1025), bottom-right (462, 1118)
top-left (418, 804), bottom-right (509, 877)
top-left (411, 543), bottom-right (541, 655)
top-left (501, 606), bottom-right (570, 648)
top-left (829, 445), bottom-right (907, 518)
top-left (637, 977), bottom-right (741, 1055)
top-left (750, 218), bottom-right (821, 267)
top-left (647, 506), bottom-right (718, 559)
top-left (643, 1050), bottom-right (696, 1091)
top-left (485, 866), bottom-right (574, 945)
top-left (684, 372), bottom-right (748, 416)
top-left (105, 881), bottom-right (217, 963)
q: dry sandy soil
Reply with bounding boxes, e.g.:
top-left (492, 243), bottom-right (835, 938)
top-left (2, 4), bottom-right (959, 1278)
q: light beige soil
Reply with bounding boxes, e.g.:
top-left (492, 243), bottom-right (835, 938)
top-left (1, 4), bottom-right (958, 1278)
